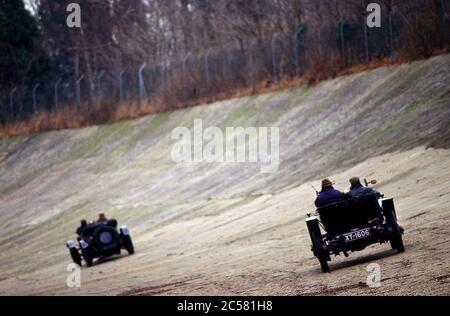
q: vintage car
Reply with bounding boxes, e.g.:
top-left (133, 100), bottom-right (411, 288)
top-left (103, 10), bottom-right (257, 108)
top-left (66, 219), bottom-right (134, 267)
top-left (306, 193), bottom-right (404, 272)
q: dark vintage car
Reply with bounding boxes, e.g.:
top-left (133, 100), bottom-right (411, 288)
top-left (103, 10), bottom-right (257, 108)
top-left (306, 193), bottom-right (404, 272)
top-left (66, 219), bottom-right (134, 267)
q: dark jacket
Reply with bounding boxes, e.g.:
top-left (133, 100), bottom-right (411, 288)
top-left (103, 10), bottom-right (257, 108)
top-left (347, 184), bottom-right (381, 199)
top-left (315, 187), bottom-right (345, 208)
top-left (76, 225), bottom-right (86, 236)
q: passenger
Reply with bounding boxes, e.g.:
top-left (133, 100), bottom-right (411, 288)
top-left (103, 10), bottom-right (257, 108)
top-left (76, 219), bottom-right (88, 236)
top-left (347, 177), bottom-right (382, 199)
top-left (347, 177), bottom-right (404, 233)
top-left (97, 213), bottom-right (108, 223)
top-left (315, 179), bottom-right (345, 208)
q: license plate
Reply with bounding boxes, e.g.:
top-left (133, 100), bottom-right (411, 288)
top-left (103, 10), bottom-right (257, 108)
top-left (343, 228), bottom-right (371, 242)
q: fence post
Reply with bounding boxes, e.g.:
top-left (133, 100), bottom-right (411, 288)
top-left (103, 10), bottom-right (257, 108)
top-left (316, 26), bottom-right (323, 60)
top-left (294, 26), bottom-right (304, 77)
top-left (32, 83), bottom-right (40, 113)
top-left (161, 58), bottom-right (170, 85)
top-left (339, 20), bottom-right (346, 64)
top-left (389, 11), bottom-right (395, 61)
top-left (138, 62), bottom-right (147, 107)
top-left (271, 33), bottom-right (281, 83)
top-left (118, 69), bottom-right (126, 103)
top-left (363, 16), bottom-right (369, 64)
top-left (248, 43), bottom-right (256, 91)
top-left (76, 74), bottom-right (84, 109)
top-left (96, 70), bottom-right (105, 100)
top-left (182, 52), bottom-right (192, 80)
top-left (317, 27), bottom-right (322, 43)
top-left (226, 47), bottom-right (233, 70)
top-left (204, 48), bottom-right (212, 90)
top-left (9, 87), bottom-right (17, 120)
top-left (54, 78), bottom-right (62, 112)
top-left (160, 60), bottom-right (165, 85)
top-left (63, 82), bottom-right (70, 107)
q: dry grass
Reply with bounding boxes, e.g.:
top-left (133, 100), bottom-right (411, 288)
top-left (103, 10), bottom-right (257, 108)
top-left (0, 78), bottom-right (309, 139)
top-left (1, 48), bottom-right (448, 139)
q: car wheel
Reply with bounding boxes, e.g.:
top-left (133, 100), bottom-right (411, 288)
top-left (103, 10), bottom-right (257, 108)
top-left (313, 233), bottom-right (330, 273)
top-left (390, 229), bottom-right (405, 253)
top-left (307, 218), bottom-right (330, 273)
top-left (82, 248), bottom-right (93, 267)
top-left (318, 251), bottom-right (330, 273)
top-left (69, 248), bottom-right (81, 266)
top-left (92, 226), bottom-right (120, 250)
top-left (386, 213), bottom-right (405, 253)
top-left (121, 234), bottom-right (134, 255)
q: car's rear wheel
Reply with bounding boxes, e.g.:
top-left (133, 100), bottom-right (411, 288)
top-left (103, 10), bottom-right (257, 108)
top-left (389, 222), bottom-right (405, 253)
top-left (383, 199), bottom-right (405, 253)
top-left (69, 248), bottom-right (81, 266)
top-left (319, 259), bottom-right (329, 273)
top-left (121, 234), bottom-right (134, 255)
top-left (307, 218), bottom-right (330, 273)
top-left (313, 233), bottom-right (330, 273)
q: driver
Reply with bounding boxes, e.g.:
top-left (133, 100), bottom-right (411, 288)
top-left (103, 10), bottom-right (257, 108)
top-left (315, 178), bottom-right (345, 208)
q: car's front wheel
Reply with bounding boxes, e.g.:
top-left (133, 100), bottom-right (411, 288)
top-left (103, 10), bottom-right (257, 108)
top-left (121, 234), bottom-right (134, 255)
top-left (69, 248), bottom-right (81, 266)
top-left (82, 248), bottom-right (93, 267)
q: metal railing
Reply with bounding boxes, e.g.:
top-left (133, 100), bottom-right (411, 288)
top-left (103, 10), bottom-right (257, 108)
top-left (1, 6), bottom-right (448, 125)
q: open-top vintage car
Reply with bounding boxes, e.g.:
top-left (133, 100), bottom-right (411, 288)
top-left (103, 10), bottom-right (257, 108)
top-left (66, 219), bottom-right (134, 267)
top-left (306, 193), bottom-right (404, 272)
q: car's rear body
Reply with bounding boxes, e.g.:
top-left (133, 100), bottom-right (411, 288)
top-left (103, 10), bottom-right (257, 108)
top-left (66, 219), bottom-right (134, 267)
top-left (306, 194), bottom-right (404, 272)
top-left (326, 223), bottom-right (390, 253)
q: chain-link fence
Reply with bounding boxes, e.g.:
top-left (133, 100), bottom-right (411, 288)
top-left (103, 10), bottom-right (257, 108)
top-left (1, 4), bottom-right (449, 126)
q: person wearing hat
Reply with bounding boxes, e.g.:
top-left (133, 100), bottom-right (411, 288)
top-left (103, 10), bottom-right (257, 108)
top-left (347, 177), bottom-right (381, 199)
top-left (97, 213), bottom-right (109, 223)
top-left (315, 178), bottom-right (345, 208)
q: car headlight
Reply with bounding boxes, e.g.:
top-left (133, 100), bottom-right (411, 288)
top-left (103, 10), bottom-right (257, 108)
top-left (120, 226), bottom-right (130, 236)
top-left (80, 240), bottom-right (90, 249)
